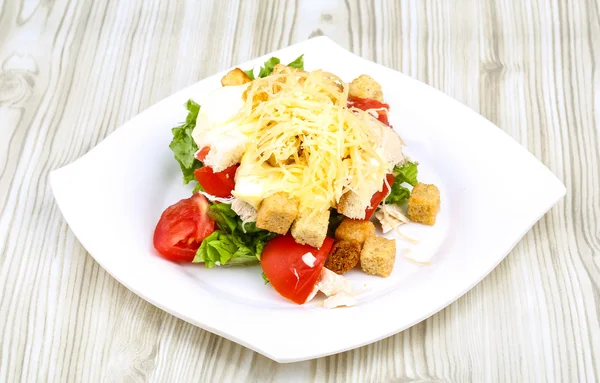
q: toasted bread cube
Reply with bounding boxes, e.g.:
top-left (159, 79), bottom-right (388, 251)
top-left (334, 218), bottom-right (375, 247)
top-left (360, 237), bottom-right (396, 277)
top-left (337, 191), bottom-right (366, 219)
top-left (325, 240), bottom-right (361, 274)
top-left (408, 183), bottom-right (440, 226)
top-left (221, 68), bottom-right (252, 86)
top-left (256, 193), bottom-right (298, 234)
top-left (349, 74), bottom-right (384, 102)
top-left (291, 209), bottom-right (330, 248)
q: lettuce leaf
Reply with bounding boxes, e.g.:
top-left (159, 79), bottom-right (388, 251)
top-left (193, 229), bottom-right (275, 268)
top-left (244, 55), bottom-right (305, 80)
top-left (169, 100), bottom-right (203, 184)
top-left (286, 54), bottom-right (304, 70)
top-left (393, 161), bottom-right (418, 186)
top-left (243, 68), bottom-right (256, 80)
top-left (192, 182), bottom-right (204, 193)
top-left (193, 203), bottom-right (276, 267)
top-left (385, 162), bottom-right (419, 204)
top-left (386, 183), bottom-right (411, 204)
top-left (261, 272), bottom-right (270, 285)
top-left (208, 203), bottom-right (266, 235)
top-left (194, 231), bottom-right (254, 267)
top-left (257, 57), bottom-right (281, 78)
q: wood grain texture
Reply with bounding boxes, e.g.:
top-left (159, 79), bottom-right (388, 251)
top-left (1, 0), bottom-right (598, 381)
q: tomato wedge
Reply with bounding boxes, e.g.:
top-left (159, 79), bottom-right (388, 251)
top-left (261, 235), bottom-right (335, 304)
top-left (153, 193), bottom-right (215, 262)
top-left (194, 164), bottom-right (239, 198)
top-left (347, 96), bottom-right (390, 126)
top-left (364, 173), bottom-right (395, 220)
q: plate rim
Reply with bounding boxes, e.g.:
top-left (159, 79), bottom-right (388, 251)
top-left (49, 36), bottom-right (567, 362)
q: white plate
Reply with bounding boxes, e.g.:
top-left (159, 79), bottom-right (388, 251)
top-left (50, 37), bottom-right (566, 363)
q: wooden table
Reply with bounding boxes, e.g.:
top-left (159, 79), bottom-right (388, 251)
top-left (1, 0), bottom-right (598, 381)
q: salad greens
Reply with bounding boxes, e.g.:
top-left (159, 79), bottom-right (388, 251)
top-left (385, 162), bottom-right (419, 205)
top-left (244, 55), bottom-right (305, 80)
top-left (286, 54), bottom-right (304, 70)
top-left (256, 57), bottom-right (280, 79)
top-left (261, 271), bottom-right (270, 285)
top-left (193, 203), bottom-right (276, 268)
top-left (169, 100), bottom-right (203, 184)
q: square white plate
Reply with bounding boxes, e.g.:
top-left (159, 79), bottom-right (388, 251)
top-left (50, 37), bottom-right (566, 363)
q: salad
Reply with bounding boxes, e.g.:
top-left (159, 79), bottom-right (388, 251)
top-left (153, 55), bottom-right (441, 307)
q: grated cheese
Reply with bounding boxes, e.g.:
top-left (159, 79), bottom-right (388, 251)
top-left (227, 70), bottom-right (397, 213)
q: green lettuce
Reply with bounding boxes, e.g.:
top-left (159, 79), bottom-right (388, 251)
top-left (192, 183), bottom-right (205, 193)
top-left (261, 272), bottom-right (270, 285)
top-left (207, 203), bottom-right (266, 235)
top-left (386, 183), bottom-right (411, 204)
top-left (169, 100), bottom-right (203, 184)
top-left (393, 161), bottom-right (418, 186)
top-left (385, 162), bottom-right (419, 205)
top-left (286, 54), bottom-right (304, 70)
top-left (244, 55), bottom-right (305, 80)
top-left (257, 57), bottom-right (281, 78)
top-left (193, 203), bottom-right (276, 268)
top-left (243, 68), bottom-right (256, 80)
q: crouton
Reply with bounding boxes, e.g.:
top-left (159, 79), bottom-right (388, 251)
top-left (360, 237), bottom-right (396, 277)
top-left (325, 240), bottom-right (361, 274)
top-left (349, 74), bottom-right (384, 102)
top-left (256, 193), bottom-right (298, 234)
top-left (221, 68), bottom-right (252, 86)
top-left (291, 209), bottom-right (330, 247)
top-left (337, 191), bottom-right (366, 219)
top-left (334, 218), bottom-right (375, 247)
top-left (408, 183), bottom-right (440, 226)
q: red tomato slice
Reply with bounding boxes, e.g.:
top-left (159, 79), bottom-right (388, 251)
top-left (347, 96), bottom-right (390, 126)
top-left (364, 173), bottom-right (395, 220)
top-left (153, 193), bottom-right (215, 262)
top-left (195, 146), bottom-right (210, 162)
top-left (261, 235), bottom-right (335, 304)
top-left (194, 164), bottom-right (239, 198)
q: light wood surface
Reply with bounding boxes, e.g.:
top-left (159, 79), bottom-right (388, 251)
top-left (1, 0), bottom-right (598, 381)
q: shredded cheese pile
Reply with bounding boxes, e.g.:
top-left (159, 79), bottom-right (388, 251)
top-left (231, 70), bottom-right (393, 213)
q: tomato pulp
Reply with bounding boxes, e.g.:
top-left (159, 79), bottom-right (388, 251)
top-left (347, 96), bottom-right (390, 126)
top-left (194, 165), bottom-right (239, 198)
top-left (194, 147), bottom-right (239, 198)
top-left (153, 193), bottom-right (215, 262)
top-left (364, 173), bottom-right (395, 220)
top-left (261, 235), bottom-right (335, 304)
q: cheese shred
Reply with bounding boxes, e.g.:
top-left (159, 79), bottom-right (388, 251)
top-left (228, 70), bottom-right (394, 213)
